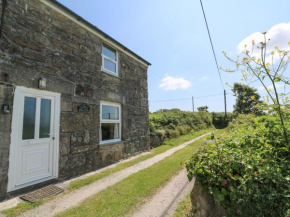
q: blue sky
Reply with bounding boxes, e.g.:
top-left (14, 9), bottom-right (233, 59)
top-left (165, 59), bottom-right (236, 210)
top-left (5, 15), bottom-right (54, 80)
top-left (58, 0), bottom-right (290, 112)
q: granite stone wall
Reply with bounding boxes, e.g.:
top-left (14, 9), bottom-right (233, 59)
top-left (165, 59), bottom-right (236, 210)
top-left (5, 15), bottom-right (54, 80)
top-left (0, 85), bottom-right (14, 200)
top-left (0, 0), bottom-right (149, 200)
top-left (190, 182), bottom-right (226, 217)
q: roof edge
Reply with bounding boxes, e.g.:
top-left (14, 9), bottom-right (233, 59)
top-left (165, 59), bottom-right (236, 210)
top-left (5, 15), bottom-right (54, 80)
top-left (40, 0), bottom-right (151, 66)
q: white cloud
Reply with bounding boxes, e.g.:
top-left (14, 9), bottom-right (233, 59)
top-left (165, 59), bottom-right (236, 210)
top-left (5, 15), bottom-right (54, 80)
top-left (238, 22), bottom-right (290, 63)
top-left (201, 76), bottom-right (209, 80)
top-left (258, 83), bottom-right (284, 90)
top-left (159, 76), bottom-right (191, 90)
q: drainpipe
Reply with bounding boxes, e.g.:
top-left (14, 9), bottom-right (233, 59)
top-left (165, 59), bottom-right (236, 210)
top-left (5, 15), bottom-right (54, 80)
top-left (0, 0), bottom-right (8, 45)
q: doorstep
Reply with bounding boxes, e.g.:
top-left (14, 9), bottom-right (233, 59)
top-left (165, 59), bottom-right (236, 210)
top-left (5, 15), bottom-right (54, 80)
top-left (0, 197), bottom-right (22, 212)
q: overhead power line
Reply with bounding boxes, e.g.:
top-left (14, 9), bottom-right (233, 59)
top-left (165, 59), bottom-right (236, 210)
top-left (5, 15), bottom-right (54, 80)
top-left (199, 0), bottom-right (225, 90)
top-left (150, 97), bottom-right (191, 103)
top-left (194, 93), bottom-right (228, 99)
top-left (149, 71), bottom-right (163, 79)
top-left (150, 93), bottom-right (230, 103)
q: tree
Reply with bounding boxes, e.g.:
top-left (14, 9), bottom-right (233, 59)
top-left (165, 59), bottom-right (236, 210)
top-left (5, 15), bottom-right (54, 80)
top-left (232, 83), bottom-right (263, 115)
top-left (197, 106), bottom-right (209, 112)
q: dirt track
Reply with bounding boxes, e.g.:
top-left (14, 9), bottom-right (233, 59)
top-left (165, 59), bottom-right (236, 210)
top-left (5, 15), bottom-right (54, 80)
top-left (131, 169), bottom-right (194, 217)
top-left (16, 133), bottom-right (209, 217)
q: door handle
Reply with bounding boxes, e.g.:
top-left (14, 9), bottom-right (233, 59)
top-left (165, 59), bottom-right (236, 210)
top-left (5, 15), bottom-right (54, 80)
top-left (49, 133), bottom-right (55, 140)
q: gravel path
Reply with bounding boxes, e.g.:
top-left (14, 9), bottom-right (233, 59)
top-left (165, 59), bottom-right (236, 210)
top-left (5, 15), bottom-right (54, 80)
top-left (18, 133), bottom-right (209, 217)
top-left (0, 153), bottom-right (150, 212)
top-left (131, 169), bottom-right (194, 217)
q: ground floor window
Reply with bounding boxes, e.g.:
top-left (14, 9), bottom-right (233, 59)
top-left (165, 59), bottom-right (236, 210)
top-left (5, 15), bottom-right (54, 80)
top-left (100, 101), bottom-right (121, 144)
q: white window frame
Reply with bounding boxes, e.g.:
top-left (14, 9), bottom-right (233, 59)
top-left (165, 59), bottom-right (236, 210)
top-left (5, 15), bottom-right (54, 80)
top-left (101, 43), bottom-right (119, 77)
top-left (100, 101), bottom-right (121, 145)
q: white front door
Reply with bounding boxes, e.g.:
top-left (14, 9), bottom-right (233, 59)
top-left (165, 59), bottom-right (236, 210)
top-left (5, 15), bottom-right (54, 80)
top-left (8, 87), bottom-right (60, 192)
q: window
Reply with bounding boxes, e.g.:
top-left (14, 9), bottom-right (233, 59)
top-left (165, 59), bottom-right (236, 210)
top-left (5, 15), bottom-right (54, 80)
top-left (22, 97), bottom-right (36, 140)
top-left (100, 102), bottom-right (121, 144)
top-left (22, 97), bottom-right (52, 140)
top-left (102, 44), bottom-right (118, 76)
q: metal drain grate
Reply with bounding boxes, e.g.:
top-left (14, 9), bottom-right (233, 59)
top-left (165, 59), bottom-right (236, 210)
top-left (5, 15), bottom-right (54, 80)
top-left (20, 185), bottom-right (64, 203)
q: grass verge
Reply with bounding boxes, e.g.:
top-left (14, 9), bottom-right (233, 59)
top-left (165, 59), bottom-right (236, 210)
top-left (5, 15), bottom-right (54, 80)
top-left (57, 129), bottom-right (225, 217)
top-left (173, 192), bottom-right (192, 217)
top-left (1, 128), bottom-right (214, 217)
top-left (69, 128), bottom-right (214, 190)
top-left (1, 201), bottom-right (43, 217)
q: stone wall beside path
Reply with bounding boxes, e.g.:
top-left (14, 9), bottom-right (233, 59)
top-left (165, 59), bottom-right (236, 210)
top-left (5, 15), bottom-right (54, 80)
top-left (190, 182), bottom-right (226, 217)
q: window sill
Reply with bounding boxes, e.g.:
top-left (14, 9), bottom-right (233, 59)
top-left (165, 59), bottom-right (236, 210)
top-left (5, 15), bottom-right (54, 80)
top-left (101, 69), bottom-right (122, 80)
top-left (99, 140), bottom-right (123, 146)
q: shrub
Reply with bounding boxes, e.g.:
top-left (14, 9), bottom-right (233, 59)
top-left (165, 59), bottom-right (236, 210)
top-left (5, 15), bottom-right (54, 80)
top-left (166, 129), bottom-right (180, 139)
top-left (149, 121), bottom-right (156, 133)
top-left (154, 130), bottom-right (167, 143)
top-left (212, 112), bottom-right (234, 129)
top-left (149, 109), bottom-right (213, 147)
top-left (226, 113), bottom-right (255, 131)
top-left (177, 125), bottom-right (191, 136)
top-left (150, 109), bottom-right (213, 134)
top-left (186, 115), bottom-right (290, 217)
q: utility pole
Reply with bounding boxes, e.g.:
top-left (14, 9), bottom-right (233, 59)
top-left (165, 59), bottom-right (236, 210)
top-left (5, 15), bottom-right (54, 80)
top-left (224, 89), bottom-right (227, 119)
top-left (192, 96), bottom-right (194, 112)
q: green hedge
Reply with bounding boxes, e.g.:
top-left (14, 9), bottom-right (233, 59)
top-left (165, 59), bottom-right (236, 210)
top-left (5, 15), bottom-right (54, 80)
top-left (186, 115), bottom-right (290, 217)
top-left (212, 112), bottom-right (235, 129)
top-left (149, 109), bottom-right (213, 147)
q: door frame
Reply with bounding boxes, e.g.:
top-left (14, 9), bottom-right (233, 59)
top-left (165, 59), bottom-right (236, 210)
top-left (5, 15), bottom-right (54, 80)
top-left (7, 86), bottom-right (61, 192)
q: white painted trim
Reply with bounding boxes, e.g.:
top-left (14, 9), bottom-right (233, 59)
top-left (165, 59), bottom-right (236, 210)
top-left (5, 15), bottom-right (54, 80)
top-left (38, 0), bottom-right (149, 67)
top-left (7, 176), bottom-right (57, 192)
top-left (34, 98), bottom-right (41, 140)
top-left (54, 93), bottom-right (61, 178)
top-left (100, 101), bottom-right (122, 145)
top-left (101, 67), bottom-right (120, 78)
top-left (101, 44), bottom-right (119, 77)
top-left (7, 86), bottom-right (61, 192)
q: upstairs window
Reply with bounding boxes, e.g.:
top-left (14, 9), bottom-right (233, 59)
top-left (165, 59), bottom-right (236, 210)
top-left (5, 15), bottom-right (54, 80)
top-left (100, 102), bottom-right (121, 144)
top-left (102, 44), bottom-right (118, 76)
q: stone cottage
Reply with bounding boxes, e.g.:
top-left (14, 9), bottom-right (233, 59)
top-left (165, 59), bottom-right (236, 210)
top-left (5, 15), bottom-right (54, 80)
top-left (0, 0), bottom-right (150, 200)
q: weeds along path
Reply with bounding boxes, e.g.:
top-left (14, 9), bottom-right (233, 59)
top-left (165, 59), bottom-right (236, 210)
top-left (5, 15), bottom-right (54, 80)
top-left (18, 133), bottom-right (210, 217)
top-left (131, 169), bottom-right (194, 217)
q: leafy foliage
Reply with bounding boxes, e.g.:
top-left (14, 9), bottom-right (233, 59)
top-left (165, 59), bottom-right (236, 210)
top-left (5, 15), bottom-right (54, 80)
top-left (222, 36), bottom-right (290, 147)
top-left (150, 109), bottom-right (212, 141)
top-left (186, 115), bottom-right (290, 217)
top-left (197, 106), bottom-right (209, 112)
top-left (212, 112), bottom-right (235, 129)
top-left (232, 83), bottom-right (263, 115)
